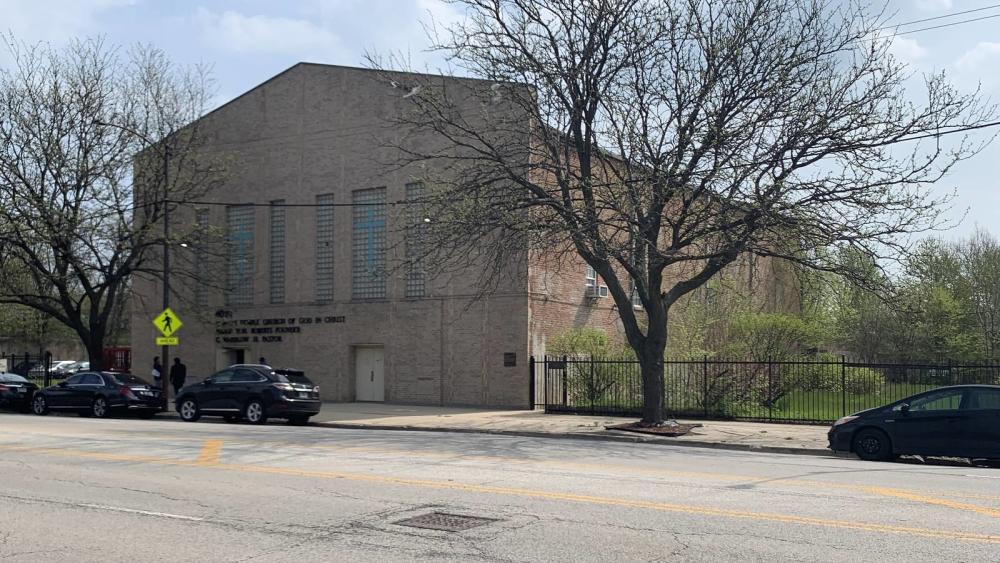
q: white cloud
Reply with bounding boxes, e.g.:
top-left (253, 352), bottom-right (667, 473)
top-left (302, 0), bottom-right (460, 67)
top-left (0, 0), bottom-right (135, 60)
top-left (953, 42), bottom-right (1000, 91)
top-left (193, 7), bottom-right (348, 60)
top-left (887, 36), bottom-right (928, 65)
top-left (955, 42), bottom-right (1000, 72)
top-left (916, 0), bottom-right (953, 10)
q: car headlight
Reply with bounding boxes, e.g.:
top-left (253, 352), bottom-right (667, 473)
top-left (833, 415), bottom-right (859, 427)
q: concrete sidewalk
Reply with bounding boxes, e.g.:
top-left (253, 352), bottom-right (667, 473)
top-left (311, 403), bottom-right (838, 457)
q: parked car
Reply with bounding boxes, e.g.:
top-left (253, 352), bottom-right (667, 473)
top-left (47, 360), bottom-right (79, 379)
top-left (0, 372), bottom-right (38, 413)
top-left (175, 364), bottom-right (321, 425)
top-left (32, 371), bottom-right (162, 418)
top-left (828, 384), bottom-right (1000, 461)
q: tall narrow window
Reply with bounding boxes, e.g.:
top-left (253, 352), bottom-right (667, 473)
top-left (225, 205), bottom-right (254, 306)
top-left (352, 187), bottom-right (387, 299)
top-left (630, 282), bottom-right (643, 309)
top-left (194, 209), bottom-right (210, 307)
top-left (405, 182), bottom-right (426, 298)
top-left (315, 194), bottom-right (335, 301)
top-left (269, 200), bottom-right (286, 304)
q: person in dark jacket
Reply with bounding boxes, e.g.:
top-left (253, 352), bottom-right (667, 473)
top-left (170, 357), bottom-right (187, 395)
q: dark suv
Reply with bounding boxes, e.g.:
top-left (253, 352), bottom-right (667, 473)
top-left (175, 364), bottom-right (321, 425)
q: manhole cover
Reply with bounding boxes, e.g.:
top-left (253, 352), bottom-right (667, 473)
top-left (394, 512), bottom-right (498, 532)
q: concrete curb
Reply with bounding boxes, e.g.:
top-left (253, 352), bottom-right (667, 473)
top-left (313, 421), bottom-right (839, 458)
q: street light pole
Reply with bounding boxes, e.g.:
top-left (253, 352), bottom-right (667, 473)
top-left (161, 143), bottom-right (170, 410)
top-left (93, 119), bottom-right (175, 408)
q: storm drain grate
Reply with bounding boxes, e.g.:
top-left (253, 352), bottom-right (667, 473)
top-left (393, 512), bottom-right (498, 532)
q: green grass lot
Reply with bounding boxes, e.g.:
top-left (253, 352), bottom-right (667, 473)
top-left (574, 381), bottom-right (944, 423)
top-left (728, 383), bottom-right (939, 423)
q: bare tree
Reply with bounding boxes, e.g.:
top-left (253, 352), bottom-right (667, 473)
top-left (0, 36), bottom-right (220, 370)
top-left (371, 0), bottom-right (995, 423)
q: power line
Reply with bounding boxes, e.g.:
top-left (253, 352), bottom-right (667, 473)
top-left (887, 12), bottom-right (1000, 35)
top-left (158, 118), bottom-right (1000, 205)
top-left (5, 120), bottom-right (998, 222)
top-left (877, 3), bottom-right (1000, 31)
top-left (167, 198), bottom-right (414, 208)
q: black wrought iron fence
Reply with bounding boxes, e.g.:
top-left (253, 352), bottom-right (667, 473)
top-left (533, 356), bottom-right (1000, 423)
top-left (1, 352), bottom-right (53, 387)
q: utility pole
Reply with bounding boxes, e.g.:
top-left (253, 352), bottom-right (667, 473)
top-left (161, 142), bottom-right (171, 410)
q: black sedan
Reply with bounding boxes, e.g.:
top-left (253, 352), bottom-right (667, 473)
top-left (0, 372), bottom-right (38, 413)
top-left (32, 371), bottom-right (162, 418)
top-left (175, 364), bottom-right (321, 425)
top-left (829, 384), bottom-right (1000, 461)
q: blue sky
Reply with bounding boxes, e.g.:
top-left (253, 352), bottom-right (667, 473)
top-left (3, 0), bottom-right (999, 241)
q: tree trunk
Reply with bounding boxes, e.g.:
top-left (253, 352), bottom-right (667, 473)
top-left (86, 335), bottom-right (105, 372)
top-left (639, 345), bottom-right (663, 424)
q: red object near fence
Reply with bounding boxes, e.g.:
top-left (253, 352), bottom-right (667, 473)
top-left (102, 347), bottom-right (131, 372)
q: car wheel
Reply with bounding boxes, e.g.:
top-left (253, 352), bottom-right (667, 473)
top-left (244, 399), bottom-right (267, 425)
top-left (853, 428), bottom-right (893, 462)
top-left (287, 415), bottom-right (310, 426)
top-left (92, 397), bottom-right (110, 419)
top-left (223, 415), bottom-right (242, 423)
top-left (178, 398), bottom-right (201, 422)
top-left (32, 395), bottom-right (49, 416)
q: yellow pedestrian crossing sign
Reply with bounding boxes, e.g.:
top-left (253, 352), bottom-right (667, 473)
top-left (153, 308), bottom-right (183, 338)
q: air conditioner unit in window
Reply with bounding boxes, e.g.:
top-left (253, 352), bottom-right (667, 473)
top-left (586, 284), bottom-right (609, 298)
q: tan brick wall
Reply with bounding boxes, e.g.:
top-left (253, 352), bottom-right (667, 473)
top-left (132, 64), bottom-right (531, 408)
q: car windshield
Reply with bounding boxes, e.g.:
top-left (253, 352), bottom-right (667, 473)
top-left (0, 373), bottom-right (29, 383)
top-left (111, 373), bottom-right (149, 386)
top-left (271, 369), bottom-right (313, 385)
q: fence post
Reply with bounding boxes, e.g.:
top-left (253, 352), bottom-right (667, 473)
top-left (590, 355), bottom-right (596, 415)
top-left (767, 358), bottom-right (774, 422)
top-left (562, 355), bottom-right (568, 406)
top-left (43, 350), bottom-right (52, 388)
top-left (702, 355), bottom-right (709, 417)
top-left (841, 355), bottom-right (847, 418)
top-left (542, 356), bottom-right (548, 411)
top-left (528, 356), bottom-right (535, 410)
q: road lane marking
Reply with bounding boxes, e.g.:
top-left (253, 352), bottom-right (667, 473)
top-left (80, 504), bottom-right (205, 522)
top-left (3, 431), bottom-right (1000, 510)
top-left (197, 440), bottom-right (223, 466)
top-left (862, 486), bottom-right (1000, 519)
top-left (0, 493), bottom-right (204, 523)
top-left (0, 443), bottom-right (998, 544)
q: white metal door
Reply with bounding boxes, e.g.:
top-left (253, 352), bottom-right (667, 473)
top-left (355, 347), bottom-right (384, 402)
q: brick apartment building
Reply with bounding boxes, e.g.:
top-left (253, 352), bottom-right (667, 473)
top-left (130, 63), bottom-right (793, 408)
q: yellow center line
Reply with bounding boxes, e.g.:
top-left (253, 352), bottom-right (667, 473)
top-left (0, 442), bottom-right (998, 544)
top-left (196, 440), bottom-right (223, 466)
top-left (5, 427), bottom-right (1000, 508)
top-left (862, 486), bottom-right (1000, 519)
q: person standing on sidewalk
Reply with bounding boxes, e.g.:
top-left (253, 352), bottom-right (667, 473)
top-left (151, 356), bottom-right (163, 388)
top-left (170, 357), bottom-right (187, 395)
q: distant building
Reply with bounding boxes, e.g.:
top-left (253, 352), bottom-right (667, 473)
top-left (130, 63), bottom-right (794, 408)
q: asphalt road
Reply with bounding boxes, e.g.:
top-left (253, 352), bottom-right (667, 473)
top-left (0, 412), bottom-right (998, 562)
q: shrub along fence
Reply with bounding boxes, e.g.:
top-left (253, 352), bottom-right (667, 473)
top-left (533, 356), bottom-right (1000, 424)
